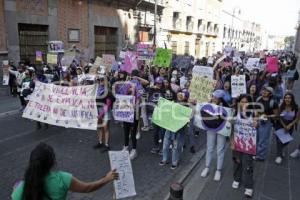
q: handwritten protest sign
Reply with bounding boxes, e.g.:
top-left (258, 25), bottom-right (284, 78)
top-left (47, 54), bottom-right (57, 64)
top-left (266, 57), bottom-right (279, 73)
top-left (90, 56), bottom-right (102, 75)
top-left (121, 51), bottom-right (138, 74)
top-left (102, 54), bottom-right (116, 70)
top-left (152, 98), bottom-right (192, 132)
top-left (231, 75), bottom-right (246, 98)
top-left (35, 51), bottom-right (43, 62)
top-left (189, 75), bottom-right (216, 103)
top-left (275, 129), bottom-right (293, 144)
top-left (136, 43), bottom-right (155, 60)
top-left (192, 66), bottom-right (214, 79)
top-left (153, 48), bottom-right (172, 68)
top-left (194, 103), bottom-right (232, 137)
top-left (22, 81), bottom-right (98, 130)
top-left (113, 95), bottom-right (135, 123)
top-left (246, 58), bottom-right (260, 71)
top-left (109, 151), bottom-right (136, 199)
top-left (171, 55), bottom-right (192, 69)
top-left (233, 118), bottom-right (257, 155)
top-left (2, 60), bottom-right (9, 85)
top-left (61, 51), bottom-right (76, 67)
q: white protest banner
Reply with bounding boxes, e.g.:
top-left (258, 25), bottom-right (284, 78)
top-left (109, 151), bottom-right (136, 199)
top-left (246, 58), bottom-right (260, 71)
top-left (192, 66), bottom-right (214, 79)
top-left (194, 103), bottom-right (232, 137)
top-left (233, 117), bottom-right (257, 155)
top-left (23, 81), bottom-right (98, 130)
top-left (231, 75), bottom-right (246, 98)
top-left (2, 60), bottom-right (9, 85)
top-left (113, 95), bottom-right (135, 123)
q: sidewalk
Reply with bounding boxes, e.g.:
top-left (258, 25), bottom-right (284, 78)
top-left (182, 80), bottom-right (300, 200)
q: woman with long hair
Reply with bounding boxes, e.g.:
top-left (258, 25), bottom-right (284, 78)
top-left (11, 143), bottom-right (118, 200)
top-left (274, 93), bottom-right (300, 164)
top-left (231, 94), bottom-right (258, 198)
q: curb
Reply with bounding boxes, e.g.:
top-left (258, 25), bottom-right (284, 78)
top-left (0, 109), bottom-right (20, 118)
top-left (163, 148), bottom-right (206, 200)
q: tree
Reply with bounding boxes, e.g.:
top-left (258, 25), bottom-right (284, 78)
top-left (284, 36), bottom-right (295, 50)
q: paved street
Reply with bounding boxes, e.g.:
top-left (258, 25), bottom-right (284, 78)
top-left (0, 98), bottom-right (205, 200)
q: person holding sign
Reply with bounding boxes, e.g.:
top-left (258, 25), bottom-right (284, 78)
top-left (231, 94), bottom-right (258, 198)
top-left (274, 93), bottom-right (300, 164)
top-left (11, 143), bottom-right (118, 200)
top-left (200, 90), bottom-right (230, 181)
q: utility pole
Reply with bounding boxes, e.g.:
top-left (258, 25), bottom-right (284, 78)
top-left (154, 0), bottom-right (158, 47)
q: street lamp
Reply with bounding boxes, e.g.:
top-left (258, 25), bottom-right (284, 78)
top-left (230, 6), bottom-right (241, 47)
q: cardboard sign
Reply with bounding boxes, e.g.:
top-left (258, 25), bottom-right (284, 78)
top-left (246, 58), bottom-right (260, 71)
top-left (152, 97), bottom-right (192, 132)
top-left (2, 60), bottom-right (9, 85)
top-left (194, 103), bottom-right (232, 137)
top-left (266, 57), bottom-right (279, 73)
top-left (121, 51), bottom-right (138, 74)
top-left (153, 48), bottom-right (172, 68)
top-left (136, 43), bottom-right (155, 60)
top-left (35, 51), bottom-right (43, 62)
top-left (109, 151), bottom-right (136, 199)
top-left (47, 54), bottom-right (57, 64)
top-left (192, 66), bottom-right (214, 79)
top-left (102, 54), bottom-right (116, 70)
top-left (189, 75), bottom-right (216, 103)
top-left (61, 51), bottom-right (76, 67)
top-left (234, 117), bottom-right (257, 155)
top-left (90, 56), bottom-right (102, 75)
top-left (231, 75), bottom-right (246, 98)
top-left (113, 95), bottom-right (135, 123)
top-left (22, 81), bottom-right (98, 130)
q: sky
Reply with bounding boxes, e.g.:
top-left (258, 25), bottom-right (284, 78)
top-left (224, 0), bottom-right (300, 36)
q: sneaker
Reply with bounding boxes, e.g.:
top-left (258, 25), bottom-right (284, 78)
top-left (290, 149), bottom-right (300, 158)
top-left (244, 188), bottom-right (253, 198)
top-left (141, 126), bottom-right (150, 132)
top-left (214, 170), bottom-right (221, 181)
top-left (136, 132), bottom-right (141, 140)
top-left (130, 149), bottom-right (137, 160)
top-left (122, 146), bottom-right (129, 151)
top-left (275, 156), bottom-right (282, 164)
top-left (93, 143), bottom-right (103, 149)
top-left (101, 145), bottom-right (110, 153)
top-left (150, 147), bottom-right (160, 154)
top-left (201, 167), bottom-right (209, 178)
top-left (232, 181), bottom-right (240, 189)
top-left (159, 161), bottom-right (167, 166)
top-left (170, 165), bottom-right (177, 170)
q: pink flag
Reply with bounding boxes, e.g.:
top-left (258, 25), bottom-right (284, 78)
top-left (266, 57), bottom-right (279, 73)
top-left (121, 51), bottom-right (138, 74)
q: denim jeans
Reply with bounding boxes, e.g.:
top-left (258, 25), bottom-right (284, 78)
top-left (256, 120), bottom-right (272, 160)
top-left (187, 117), bottom-right (196, 147)
top-left (205, 131), bottom-right (226, 170)
top-left (162, 128), bottom-right (185, 166)
top-left (232, 150), bottom-right (254, 189)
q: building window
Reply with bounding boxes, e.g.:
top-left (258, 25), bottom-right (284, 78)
top-left (198, 19), bottom-right (202, 32)
top-left (173, 12), bottom-right (180, 29)
top-left (186, 16), bottom-right (192, 31)
top-left (223, 27), bottom-right (226, 38)
top-left (172, 41), bottom-right (177, 54)
top-left (68, 29), bottom-right (80, 42)
top-left (184, 41), bottom-right (189, 55)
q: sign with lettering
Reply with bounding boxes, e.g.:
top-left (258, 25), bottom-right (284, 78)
top-left (246, 58), bottom-right (260, 71)
top-left (48, 41), bottom-right (64, 53)
top-left (153, 48), bottom-right (172, 68)
top-left (266, 56), bottom-right (279, 73)
top-left (152, 98), bottom-right (192, 132)
top-left (231, 75), bottom-right (246, 98)
top-left (109, 151), bottom-right (136, 199)
top-left (102, 54), bottom-right (116, 70)
top-left (35, 51), bottom-right (43, 62)
top-left (47, 54), bottom-right (57, 64)
top-left (192, 66), bottom-right (214, 79)
top-left (194, 103), bottom-right (232, 137)
top-left (113, 95), bottom-right (135, 123)
top-left (2, 60), bottom-right (9, 85)
top-left (136, 43), bottom-right (155, 60)
top-left (233, 117), bottom-right (257, 155)
top-left (22, 81), bottom-right (98, 130)
top-left (189, 75), bottom-right (216, 103)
